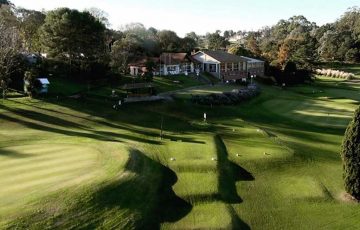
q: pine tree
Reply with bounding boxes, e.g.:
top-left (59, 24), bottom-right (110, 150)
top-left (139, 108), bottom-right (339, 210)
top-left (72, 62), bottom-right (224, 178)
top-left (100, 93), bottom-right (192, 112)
top-left (340, 106), bottom-right (360, 200)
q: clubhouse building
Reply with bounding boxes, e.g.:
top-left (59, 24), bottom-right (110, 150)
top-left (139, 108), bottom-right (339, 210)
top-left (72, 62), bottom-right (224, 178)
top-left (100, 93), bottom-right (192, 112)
top-left (129, 50), bottom-right (265, 82)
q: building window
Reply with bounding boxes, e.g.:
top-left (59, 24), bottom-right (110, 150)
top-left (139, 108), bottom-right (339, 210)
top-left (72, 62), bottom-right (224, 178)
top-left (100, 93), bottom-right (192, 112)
top-left (233, 63), bottom-right (239, 71)
top-left (167, 66), bottom-right (177, 72)
top-left (221, 63), bottom-right (226, 72)
top-left (227, 63), bottom-right (233, 71)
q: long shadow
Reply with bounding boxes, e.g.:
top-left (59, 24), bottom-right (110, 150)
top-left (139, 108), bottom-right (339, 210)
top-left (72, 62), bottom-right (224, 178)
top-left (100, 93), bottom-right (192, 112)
top-left (0, 112), bottom-right (163, 145)
top-left (0, 104), bottom-right (87, 129)
top-left (215, 135), bottom-right (254, 204)
top-left (7, 149), bottom-right (192, 229)
top-left (5, 100), bottom-right (204, 145)
top-left (92, 149), bottom-right (192, 229)
top-left (227, 205), bottom-right (251, 230)
top-left (0, 148), bottom-right (33, 158)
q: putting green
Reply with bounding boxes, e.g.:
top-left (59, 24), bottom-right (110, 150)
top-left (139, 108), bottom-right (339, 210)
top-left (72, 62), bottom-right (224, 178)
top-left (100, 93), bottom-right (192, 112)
top-left (0, 144), bottom-right (102, 219)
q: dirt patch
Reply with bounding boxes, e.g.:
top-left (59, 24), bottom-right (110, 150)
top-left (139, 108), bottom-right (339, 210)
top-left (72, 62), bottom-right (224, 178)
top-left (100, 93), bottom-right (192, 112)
top-left (339, 192), bottom-right (360, 204)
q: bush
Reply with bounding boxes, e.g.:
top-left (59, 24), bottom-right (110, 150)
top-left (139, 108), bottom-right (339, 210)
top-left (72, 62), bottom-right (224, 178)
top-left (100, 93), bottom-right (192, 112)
top-left (191, 84), bottom-right (261, 106)
top-left (315, 68), bottom-right (355, 80)
top-left (340, 106), bottom-right (360, 200)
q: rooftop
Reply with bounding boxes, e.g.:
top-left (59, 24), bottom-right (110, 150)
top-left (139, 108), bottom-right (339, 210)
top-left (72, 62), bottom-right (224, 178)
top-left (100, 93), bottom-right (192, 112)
top-left (200, 50), bottom-right (248, 63)
top-left (240, 56), bottom-right (265, 63)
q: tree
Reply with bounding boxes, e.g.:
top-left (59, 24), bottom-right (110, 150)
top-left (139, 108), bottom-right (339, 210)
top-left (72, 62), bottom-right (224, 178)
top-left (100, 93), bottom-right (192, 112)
top-left (157, 30), bottom-right (181, 52)
top-left (340, 106), bottom-right (360, 200)
top-left (180, 37), bottom-right (197, 53)
top-left (16, 8), bottom-right (45, 52)
top-left (223, 30), bottom-right (235, 39)
top-left (120, 23), bottom-right (161, 56)
top-left (40, 8), bottom-right (106, 77)
top-left (228, 44), bottom-right (251, 56)
top-left (85, 7), bottom-right (110, 27)
top-left (0, 17), bottom-right (21, 99)
top-left (185, 32), bottom-right (199, 43)
top-left (0, 0), bottom-right (12, 7)
top-left (110, 40), bottom-right (130, 74)
top-left (205, 31), bottom-right (229, 50)
top-left (245, 34), bottom-right (261, 57)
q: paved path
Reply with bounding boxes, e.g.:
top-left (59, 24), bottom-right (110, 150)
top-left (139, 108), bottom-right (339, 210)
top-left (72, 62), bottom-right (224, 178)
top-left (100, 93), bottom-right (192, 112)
top-left (124, 95), bottom-right (169, 103)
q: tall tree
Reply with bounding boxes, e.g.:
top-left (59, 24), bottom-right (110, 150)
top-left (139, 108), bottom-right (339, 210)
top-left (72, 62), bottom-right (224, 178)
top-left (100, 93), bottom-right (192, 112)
top-left (16, 8), bottom-right (45, 52)
top-left (205, 31), bottom-right (228, 50)
top-left (180, 37), bottom-right (197, 53)
top-left (110, 41), bottom-right (129, 74)
top-left (245, 33), bottom-right (261, 57)
top-left (228, 44), bottom-right (251, 56)
top-left (85, 7), bottom-right (110, 27)
top-left (0, 0), bottom-right (12, 7)
top-left (40, 8), bottom-right (106, 76)
top-left (340, 106), bottom-right (360, 200)
top-left (0, 17), bottom-right (21, 99)
top-left (120, 23), bottom-right (161, 56)
top-left (157, 30), bottom-right (180, 52)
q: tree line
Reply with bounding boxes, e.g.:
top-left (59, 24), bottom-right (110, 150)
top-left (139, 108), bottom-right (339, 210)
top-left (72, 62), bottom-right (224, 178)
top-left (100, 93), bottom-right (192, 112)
top-left (0, 1), bottom-right (359, 97)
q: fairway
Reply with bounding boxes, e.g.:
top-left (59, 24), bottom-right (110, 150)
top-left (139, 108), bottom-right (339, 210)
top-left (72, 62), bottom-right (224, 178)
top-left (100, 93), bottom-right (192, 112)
top-left (262, 98), bottom-right (356, 127)
top-left (0, 77), bottom-right (359, 229)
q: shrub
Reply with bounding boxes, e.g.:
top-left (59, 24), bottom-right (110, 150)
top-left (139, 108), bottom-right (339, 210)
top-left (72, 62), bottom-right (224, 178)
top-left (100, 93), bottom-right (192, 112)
top-left (191, 84), bottom-right (261, 106)
top-left (340, 106), bottom-right (360, 200)
top-left (315, 68), bottom-right (355, 80)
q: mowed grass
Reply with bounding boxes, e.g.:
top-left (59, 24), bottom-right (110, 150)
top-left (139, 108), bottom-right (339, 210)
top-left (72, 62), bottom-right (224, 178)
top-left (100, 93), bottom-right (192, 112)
top-left (153, 74), bottom-right (205, 93)
top-left (0, 76), bottom-right (359, 229)
top-left (0, 144), bottom-right (101, 216)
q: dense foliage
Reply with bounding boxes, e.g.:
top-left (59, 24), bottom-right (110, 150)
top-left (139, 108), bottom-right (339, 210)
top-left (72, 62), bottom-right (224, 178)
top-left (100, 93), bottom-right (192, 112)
top-left (40, 8), bottom-right (107, 79)
top-left (0, 1), bottom-right (359, 97)
top-left (231, 8), bottom-right (360, 68)
top-left (340, 107), bottom-right (360, 200)
top-left (0, 12), bottom-right (21, 98)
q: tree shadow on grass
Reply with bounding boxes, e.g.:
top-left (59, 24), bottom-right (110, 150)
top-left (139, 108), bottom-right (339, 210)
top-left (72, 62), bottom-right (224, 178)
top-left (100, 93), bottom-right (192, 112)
top-left (212, 135), bottom-right (253, 229)
top-left (3, 101), bottom-right (204, 145)
top-left (0, 148), bottom-right (33, 158)
top-left (0, 107), bottom-right (162, 145)
top-left (215, 135), bottom-right (254, 204)
top-left (227, 204), bottom-right (251, 230)
top-left (6, 149), bottom-right (192, 230)
top-left (91, 149), bottom-right (192, 229)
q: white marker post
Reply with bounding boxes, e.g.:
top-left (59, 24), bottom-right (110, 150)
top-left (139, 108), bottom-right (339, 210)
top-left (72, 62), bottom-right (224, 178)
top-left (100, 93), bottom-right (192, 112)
top-left (204, 112), bottom-right (207, 123)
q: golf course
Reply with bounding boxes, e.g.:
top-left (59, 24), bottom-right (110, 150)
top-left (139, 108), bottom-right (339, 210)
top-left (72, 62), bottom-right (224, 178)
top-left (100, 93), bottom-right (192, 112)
top-left (0, 76), bottom-right (359, 229)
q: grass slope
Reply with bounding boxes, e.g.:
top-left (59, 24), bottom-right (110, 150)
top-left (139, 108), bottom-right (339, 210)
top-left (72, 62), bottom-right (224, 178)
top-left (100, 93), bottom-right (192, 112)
top-left (0, 77), bottom-right (359, 229)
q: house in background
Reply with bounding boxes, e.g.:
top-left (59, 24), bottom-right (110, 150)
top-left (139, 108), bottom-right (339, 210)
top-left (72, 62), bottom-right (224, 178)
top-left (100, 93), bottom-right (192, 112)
top-left (192, 50), bottom-right (248, 82)
top-left (241, 56), bottom-right (265, 77)
top-left (129, 57), bottom-right (159, 76)
top-left (159, 53), bottom-right (195, 76)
